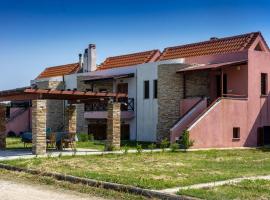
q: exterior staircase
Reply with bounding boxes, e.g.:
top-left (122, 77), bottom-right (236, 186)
top-left (170, 97), bottom-right (208, 142)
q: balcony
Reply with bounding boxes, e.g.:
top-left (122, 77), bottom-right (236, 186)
top-left (84, 98), bottom-right (135, 119)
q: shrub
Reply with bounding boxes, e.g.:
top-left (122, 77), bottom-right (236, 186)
top-left (136, 144), bottom-right (143, 154)
top-left (105, 144), bottom-right (115, 151)
top-left (122, 145), bottom-right (129, 155)
top-left (170, 143), bottom-right (179, 152)
top-left (179, 130), bottom-right (194, 150)
top-left (78, 133), bottom-right (88, 142)
top-left (88, 134), bottom-right (94, 141)
top-left (160, 138), bottom-right (170, 152)
top-left (148, 143), bottom-right (156, 153)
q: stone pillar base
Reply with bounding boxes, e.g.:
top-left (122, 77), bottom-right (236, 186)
top-left (105, 102), bottom-right (121, 151)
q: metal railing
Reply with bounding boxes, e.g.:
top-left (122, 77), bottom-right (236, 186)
top-left (85, 98), bottom-right (134, 112)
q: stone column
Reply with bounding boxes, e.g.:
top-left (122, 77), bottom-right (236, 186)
top-left (32, 100), bottom-right (47, 155)
top-left (105, 102), bottom-right (121, 151)
top-left (65, 105), bottom-right (77, 133)
top-left (0, 104), bottom-right (6, 150)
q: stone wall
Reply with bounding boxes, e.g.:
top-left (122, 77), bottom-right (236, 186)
top-left (36, 81), bottom-right (65, 132)
top-left (0, 104), bottom-right (6, 150)
top-left (157, 64), bottom-right (210, 142)
top-left (76, 104), bottom-right (86, 133)
top-left (157, 64), bottom-right (186, 142)
top-left (186, 71), bottom-right (209, 98)
top-left (105, 103), bottom-right (121, 150)
top-left (32, 100), bottom-right (46, 155)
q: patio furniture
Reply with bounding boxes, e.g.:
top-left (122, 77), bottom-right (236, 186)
top-left (46, 132), bottom-right (56, 148)
top-left (21, 132), bottom-right (32, 148)
top-left (62, 132), bottom-right (76, 150)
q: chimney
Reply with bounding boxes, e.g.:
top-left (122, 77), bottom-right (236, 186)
top-left (87, 44), bottom-right (96, 72)
top-left (83, 48), bottom-right (88, 72)
top-left (78, 53), bottom-right (83, 68)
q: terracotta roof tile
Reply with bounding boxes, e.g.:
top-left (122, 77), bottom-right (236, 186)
top-left (159, 32), bottom-right (263, 61)
top-left (37, 63), bottom-right (80, 79)
top-left (98, 49), bottom-right (161, 70)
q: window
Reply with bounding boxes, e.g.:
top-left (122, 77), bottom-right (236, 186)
top-left (233, 127), bottom-right (240, 140)
top-left (261, 73), bottom-right (267, 95)
top-left (99, 88), bottom-right (107, 93)
top-left (144, 80), bottom-right (149, 99)
top-left (153, 80), bottom-right (157, 99)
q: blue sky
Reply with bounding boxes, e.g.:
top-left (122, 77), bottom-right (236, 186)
top-left (0, 0), bottom-right (270, 90)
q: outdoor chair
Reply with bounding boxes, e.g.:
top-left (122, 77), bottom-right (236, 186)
top-left (21, 132), bottom-right (32, 148)
top-left (62, 132), bottom-right (76, 150)
top-left (46, 132), bottom-right (56, 149)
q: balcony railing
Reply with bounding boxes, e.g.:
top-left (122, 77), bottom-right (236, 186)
top-left (85, 98), bottom-right (134, 112)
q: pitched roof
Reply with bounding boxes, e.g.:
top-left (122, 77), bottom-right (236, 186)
top-left (37, 63), bottom-right (80, 79)
top-left (98, 49), bottom-right (161, 70)
top-left (159, 32), bottom-right (264, 61)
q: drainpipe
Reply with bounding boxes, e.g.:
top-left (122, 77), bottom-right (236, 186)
top-left (221, 68), bottom-right (224, 97)
top-left (135, 68), bottom-right (138, 141)
top-left (62, 75), bottom-right (66, 131)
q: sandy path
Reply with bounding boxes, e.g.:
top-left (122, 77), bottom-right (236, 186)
top-left (0, 179), bottom-right (107, 200)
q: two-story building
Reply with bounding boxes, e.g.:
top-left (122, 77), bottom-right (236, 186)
top-left (6, 31), bottom-right (270, 148)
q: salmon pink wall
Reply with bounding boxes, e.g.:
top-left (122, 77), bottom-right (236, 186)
top-left (170, 98), bottom-right (207, 142)
top-left (6, 108), bottom-right (32, 135)
top-left (179, 97), bottom-right (201, 116)
top-left (246, 49), bottom-right (270, 146)
top-left (188, 98), bottom-right (249, 148)
top-left (187, 47), bottom-right (270, 148)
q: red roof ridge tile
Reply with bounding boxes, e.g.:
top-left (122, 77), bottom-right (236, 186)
top-left (37, 62), bottom-right (80, 79)
top-left (164, 32), bottom-right (260, 51)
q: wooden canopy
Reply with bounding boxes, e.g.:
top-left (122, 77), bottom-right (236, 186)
top-left (0, 88), bottom-right (127, 102)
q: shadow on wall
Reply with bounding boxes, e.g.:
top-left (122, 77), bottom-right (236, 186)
top-left (245, 92), bottom-right (270, 147)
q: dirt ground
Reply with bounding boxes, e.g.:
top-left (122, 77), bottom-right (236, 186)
top-left (0, 179), bottom-right (107, 200)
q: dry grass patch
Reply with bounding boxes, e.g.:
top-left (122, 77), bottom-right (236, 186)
top-left (2, 149), bottom-right (270, 189)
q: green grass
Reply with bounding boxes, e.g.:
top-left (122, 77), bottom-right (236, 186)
top-left (0, 168), bottom-right (149, 200)
top-left (6, 137), bottom-right (31, 149)
top-left (2, 149), bottom-right (270, 190)
top-left (178, 179), bottom-right (270, 200)
top-left (6, 137), bottom-right (154, 151)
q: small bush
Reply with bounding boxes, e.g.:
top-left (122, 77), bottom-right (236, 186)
top-left (105, 144), bottom-right (115, 151)
top-left (170, 143), bottom-right (179, 152)
top-left (78, 133), bottom-right (88, 142)
top-left (179, 130), bottom-right (194, 150)
top-left (122, 145), bottom-right (129, 155)
top-left (148, 143), bottom-right (156, 153)
top-left (160, 138), bottom-right (170, 152)
top-left (88, 134), bottom-right (94, 141)
top-left (136, 144), bottom-right (143, 154)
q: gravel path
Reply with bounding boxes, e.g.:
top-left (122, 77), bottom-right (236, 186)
top-left (0, 179), bottom-right (107, 200)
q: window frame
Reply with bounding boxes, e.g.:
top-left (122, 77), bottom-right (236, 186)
top-left (153, 79), bottom-right (158, 99)
top-left (261, 73), bottom-right (268, 96)
top-left (144, 80), bottom-right (150, 99)
top-left (233, 127), bottom-right (240, 140)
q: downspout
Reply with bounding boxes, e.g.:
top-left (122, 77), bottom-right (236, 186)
top-left (135, 67), bottom-right (138, 141)
top-left (62, 75), bottom-right (66, 131)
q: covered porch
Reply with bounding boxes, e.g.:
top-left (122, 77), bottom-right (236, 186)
top-left (178, 59), bottom-right (248, 108)
top-left (0, 88), bottom-right (127, 155)
top-left (170, 59), bottom-right (249, 143)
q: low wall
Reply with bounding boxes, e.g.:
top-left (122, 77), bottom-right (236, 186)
top-left (188, 98), bottom-right (249, 148)
top-left (170, 98), bottom-right (207, 142)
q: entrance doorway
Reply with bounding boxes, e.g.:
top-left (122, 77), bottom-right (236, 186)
top-left (257, 126), bottom-right (270, 146)
top-left (88, 123), bottom-right (130, 141)
top-left (216, 74), bottom-right (227, 97)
